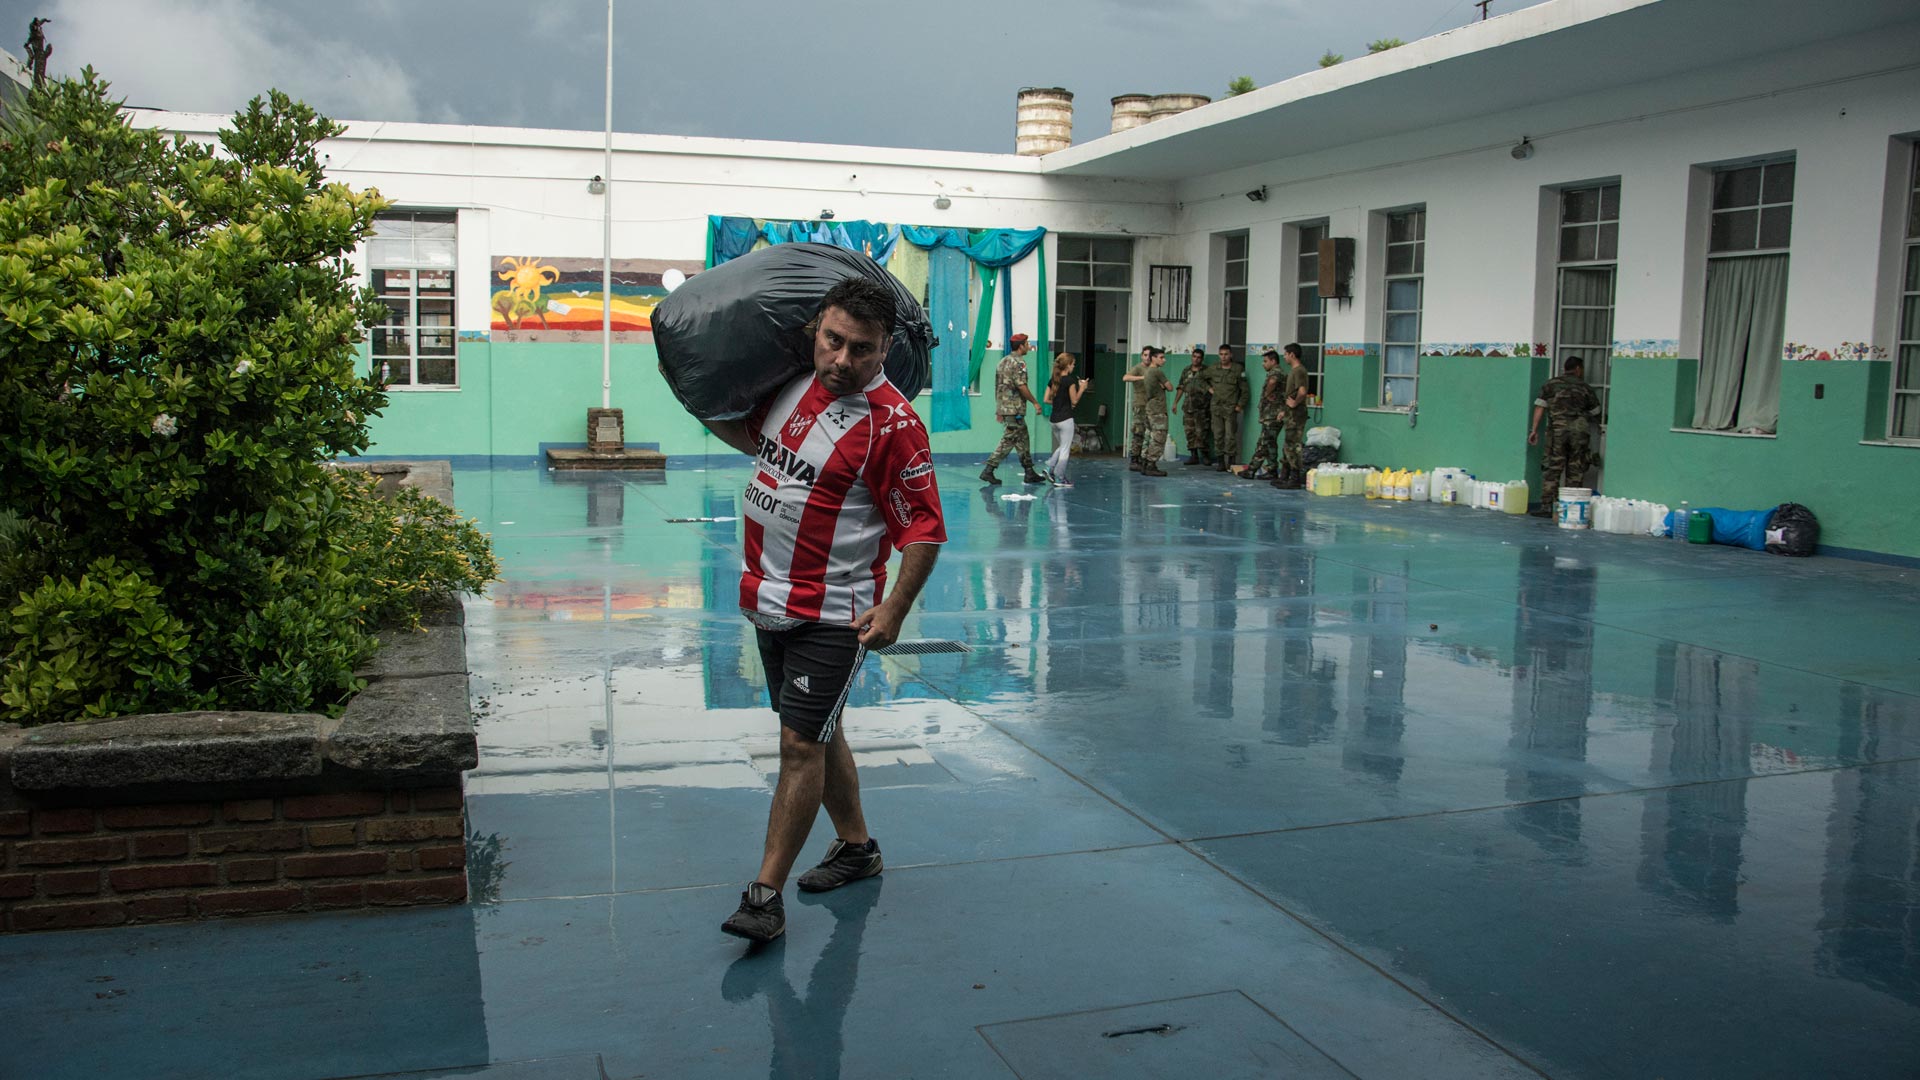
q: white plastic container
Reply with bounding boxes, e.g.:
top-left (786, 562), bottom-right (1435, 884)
top-left (1503, 479), bottom-right (1529, 515)
top-left (1411, 472), bottom-right (1429, 502)
top-left (1557, 486), bottom-right (1593, 529)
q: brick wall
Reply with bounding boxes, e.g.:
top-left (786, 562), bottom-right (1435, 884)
top-left (0, 786), bottom-right (468, 932)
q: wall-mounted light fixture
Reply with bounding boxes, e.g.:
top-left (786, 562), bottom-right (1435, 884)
top-left (1245, 186), bottom-right (1268, 203)
top-left (587, 175), bottom-right (606, 194)
top-left (1510, 138), bottom-right (1534, 161)
top-left (933, 194), bottom-right (952, 210)
top-left (820, 209), bottom-right (837, 220)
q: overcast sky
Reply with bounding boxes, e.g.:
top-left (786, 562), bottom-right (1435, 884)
top-left (6, 0), bottom-right (1546, 152)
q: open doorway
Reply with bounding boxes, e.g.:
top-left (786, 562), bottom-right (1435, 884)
top-left (1055, 236), bottom-right (1134, 451)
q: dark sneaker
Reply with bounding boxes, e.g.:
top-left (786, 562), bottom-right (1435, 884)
top-left (721, 882), bottom-right (785, 942)
top-left (979, 467), bottom-right (1002, 486)
top-left (796, 838), bottom-right (883, 893)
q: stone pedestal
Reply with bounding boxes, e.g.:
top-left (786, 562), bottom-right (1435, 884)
top-left (587, 408), bottom-right (625, 453)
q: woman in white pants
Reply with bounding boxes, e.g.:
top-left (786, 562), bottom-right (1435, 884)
top-left (1043, 352), bottom-right (1088, 486)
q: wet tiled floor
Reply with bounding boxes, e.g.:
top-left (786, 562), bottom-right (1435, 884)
top-left (5, 459), bottom-right (1918, 1079)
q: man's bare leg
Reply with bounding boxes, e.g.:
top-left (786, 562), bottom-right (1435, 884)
top-left (819, 727), bottom-right (870, 846)
top-left (755, 727), bottom-right (827, 891)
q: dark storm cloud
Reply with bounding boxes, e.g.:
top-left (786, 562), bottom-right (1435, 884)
top-left (3, 0), bottom-right (1535, 152)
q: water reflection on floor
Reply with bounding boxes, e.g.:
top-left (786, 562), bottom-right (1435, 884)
top-left (5, 458), bottom-right (1919, 1079)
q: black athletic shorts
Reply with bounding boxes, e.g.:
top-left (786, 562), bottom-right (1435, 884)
top-left (754, 620), bottom-right (867, 743)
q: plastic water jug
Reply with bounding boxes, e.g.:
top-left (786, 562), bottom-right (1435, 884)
top-left (1411, 471), bottom-right (1429, 502)
top-left (1503, 480), bottom-right (1529, 514)
top-left (1365, 470), bottom-right (1380, 499)
top-left (1344, 467), bottom-right (1363, 495)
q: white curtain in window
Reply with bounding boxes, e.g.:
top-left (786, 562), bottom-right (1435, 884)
top-left (1693, 254), bottom-right (1787, 432)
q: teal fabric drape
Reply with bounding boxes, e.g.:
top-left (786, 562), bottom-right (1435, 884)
top-left (969, 262), bottom-right (999, 390)
top-left (1694, 254), bottom-right (1788, 432)
top-left (929, 246), bottom-right (972, 432)
top-left (899, 226), bottom-right (1045, 268)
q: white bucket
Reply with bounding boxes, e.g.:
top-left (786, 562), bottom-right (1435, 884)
top-left (1557, 487), bottom-right (1593, 530)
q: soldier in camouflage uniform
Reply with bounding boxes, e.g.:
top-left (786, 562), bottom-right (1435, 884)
top-left (1173, 345), bottom-right (1212, 466)
top-left (1122, 347), bottom-right (1157, 472)
top-left (1206, 344), bottom-right (1249, 471)
top-left (1136, 348), bottom-right (1173, 476)
top-left (1528, 356), bottom-right (1602, 515)
top-left (1276, 343), bottom-right (1311, 489)
top-left (1243, 349), bottom-right (1286, 480)
top-left (980, 334), bottom-right (1045, 485)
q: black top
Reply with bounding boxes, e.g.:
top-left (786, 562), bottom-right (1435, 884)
top-left (1048, 373), bottom-right (1082, 424)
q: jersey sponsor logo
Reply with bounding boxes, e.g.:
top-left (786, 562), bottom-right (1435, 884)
top-left (756, 433), bottom-right (819, 486)
top-left (897, 448), bottom-right (934, 491)
top-left (822, 405), bottom-right (855, 431)
top-left (786, 411), bottom-right (814, 439)
top-left (743, 480), bottom-right (782, 518)
top-left (882, 402), bottom-right (911, 422)
top-left (879, 415), bottom-right (921, 436)
top-left (791, 675), bottom-right (810, 693)
top-left (889, 489), bottom-right (913, 528)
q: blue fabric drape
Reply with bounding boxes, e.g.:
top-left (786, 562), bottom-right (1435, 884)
top-left (710, 216), bottom-right (761, 265)
top-left (1000, 266), bottom-right (1014, 356)
top-left (898, 226), bottom-right (1045, 268)
top-left (928, 246), bottom-right (972, 432)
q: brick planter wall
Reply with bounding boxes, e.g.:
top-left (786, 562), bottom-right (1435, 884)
top-left (0, 786), bottom-right (468, 931)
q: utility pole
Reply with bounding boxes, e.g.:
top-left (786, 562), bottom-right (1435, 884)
top-left (1475, 0), bottom-right (1494, 20)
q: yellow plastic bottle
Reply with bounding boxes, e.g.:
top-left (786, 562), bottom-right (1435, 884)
top-left (1365, 469), bottom-right (1380, 499)
top-left (1305, 466), bottom-right (1318, 494)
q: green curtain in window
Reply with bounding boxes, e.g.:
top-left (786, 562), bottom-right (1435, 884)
top-left (1694, 254), bottom-right (1787, 432)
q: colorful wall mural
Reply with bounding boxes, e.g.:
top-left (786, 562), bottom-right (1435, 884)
top-left (489, 256), bottom-right (704, 342)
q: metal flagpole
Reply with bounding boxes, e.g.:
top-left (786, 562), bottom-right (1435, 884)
top-left (601, 0), bottom-right (614, 409)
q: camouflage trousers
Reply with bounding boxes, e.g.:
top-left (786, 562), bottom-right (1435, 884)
top-left (1127, 412), bottom-right (1148, 462)
top-left (1244, 420), bottom-right (1283, 476)
top-left (1138, 411), bottom-right (1170, 466)
top-left (985, 417), bottom-right (1034, 471)
top-left (1539, 428), bottom-right (1592, 508)
top-left (1209, 407), bottom-right (1242, 463)
top-left (1281, 411), bottom-right (1308, 473)
top-left (1182, 399), bottom-right (1212, 458)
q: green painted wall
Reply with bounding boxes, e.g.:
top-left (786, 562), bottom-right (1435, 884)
top-left (364, 343), bottom-right (1920, 558)
top-left (1606, 357), bottom-right (1920, 557)
top-left (1318, 352), bottom-right (1550, 482)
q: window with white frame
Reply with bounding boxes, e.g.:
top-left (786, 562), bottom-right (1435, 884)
top-left (1381, 207), bottom-right (1425, 407)
top-left (1292, 220), bottom-right (1329, 402)
top-left (1555, 183), bottom-right (1620, 422)
top-left (1892, 144), bottom-right (1920, 441)
top-left (1222, 232), bottom-right (1248, 349)
top-left (1693, 159), bottom-right (1792, 431)
top-left (369, 211), bottom-right (458, 388)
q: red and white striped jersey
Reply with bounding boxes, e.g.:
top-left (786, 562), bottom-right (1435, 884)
top-left (740, 370), bottom-right (946, 624)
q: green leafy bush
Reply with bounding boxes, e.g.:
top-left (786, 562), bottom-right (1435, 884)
top-left (333, 471), bottom-right (501, 631)
top-left (0, 71), bottom-right (497, 725)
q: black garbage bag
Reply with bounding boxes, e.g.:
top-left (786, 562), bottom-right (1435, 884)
top-left (1765, 502), bottom-right (1819, 557)
top-left (652, 243), bottom-right (931, 420)
top-left (1303, 445), bottom-right (1339, 467)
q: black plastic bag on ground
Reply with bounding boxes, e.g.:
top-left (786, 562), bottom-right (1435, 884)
top-left (652, 243), bottom-right (932, 420)
top-left (1765, 502), bottom-right (1819, 557)
top-left (1303, 445), bottom-right (1339, 467)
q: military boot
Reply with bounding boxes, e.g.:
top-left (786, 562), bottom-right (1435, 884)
top-left (979, 466), bottom-right (1002, 486)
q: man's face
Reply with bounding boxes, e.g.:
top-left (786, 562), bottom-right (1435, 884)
top-left (813, 306), bottom-right (887, 395)
top-left (1191, 350), bottom-right (1206, 366)
top-left (1263, 355), bottom-right (1278, 372)
top-left (1219, 347), bottom-right (1235, 365)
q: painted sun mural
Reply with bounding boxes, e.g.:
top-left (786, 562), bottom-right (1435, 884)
top-left (489, 256), bottom-right (704, 341)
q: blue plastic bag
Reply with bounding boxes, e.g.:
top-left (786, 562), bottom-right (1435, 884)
top-left (1695, 507), bottom-right (1772, 550)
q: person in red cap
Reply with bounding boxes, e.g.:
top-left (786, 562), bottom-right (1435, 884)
top-left (980, 334), bottom-right (1045, 485)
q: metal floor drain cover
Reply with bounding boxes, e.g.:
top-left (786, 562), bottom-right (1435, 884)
top-left (875, 639), bottom-right (972, 656)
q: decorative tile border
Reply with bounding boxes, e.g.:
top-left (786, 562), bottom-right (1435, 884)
top-left (1324, 343), bottom-right (1369, 356)
top-left (456, 330), bottom-right (490, 343)
top-left (1612, 339), bottom-right (1680, 359)
top-left (1784, 341), bottom-right (1887, 361)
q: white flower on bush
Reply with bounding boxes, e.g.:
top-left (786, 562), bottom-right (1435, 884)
top-left (151, 412), bottom-right (177, 437)
top-left (233, 359), bottom-right (252, 376)
top-left (344, 409), bottom-right (358, 424)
